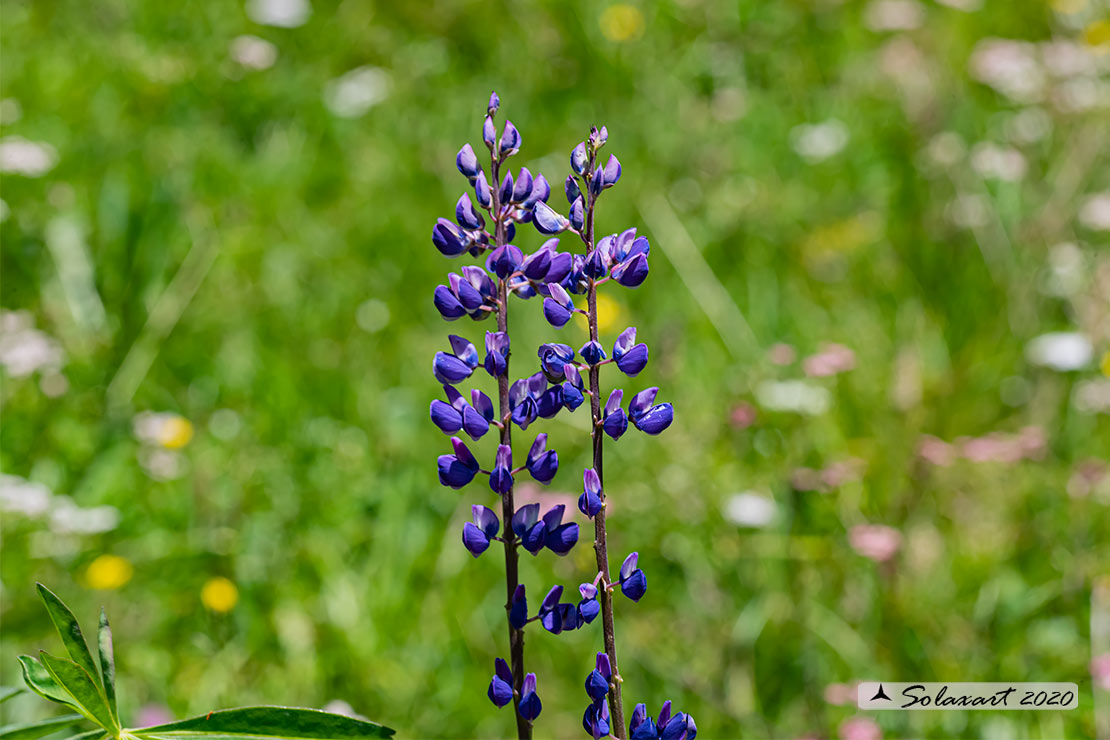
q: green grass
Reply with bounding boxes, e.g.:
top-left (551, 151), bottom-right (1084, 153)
top-left (2, 0), bottom-right (1108, 737)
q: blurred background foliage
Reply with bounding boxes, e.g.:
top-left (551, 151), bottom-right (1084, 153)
top-left (2, 0), bottom-right (1109, 737)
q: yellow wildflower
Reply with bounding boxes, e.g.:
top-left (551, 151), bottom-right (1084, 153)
top-left (600, 5), bottom-right (645, 42)
top-left (201, 577), bottom-right (239, 613)
top-left (86, 555), bottom-right (133, 590)
top-left (158, 415), bottom-right (194, 449)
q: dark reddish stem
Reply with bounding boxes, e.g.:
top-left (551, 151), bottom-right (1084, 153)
top-left (583, 157), bottom-right (626, 738)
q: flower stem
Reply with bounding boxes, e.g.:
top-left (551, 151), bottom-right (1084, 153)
top-left (584, 169), bottom-right (626, 738)
top-left (491, 154), bottom-right (532, 740)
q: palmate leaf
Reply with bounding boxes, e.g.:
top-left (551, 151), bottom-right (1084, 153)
top-left (132, 707), bottom-right (395, 739)
top-left (0, 714), bottom-right (84, 740)
top-left (37, 653), bottom-right (115, 731)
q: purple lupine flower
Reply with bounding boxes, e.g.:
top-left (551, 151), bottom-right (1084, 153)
top-left (512, 167), bottom-right (534, 203)
top-left (475, 169), bottom-right (492, 208)
top-left (570, 196), bottom-right (585, 231)
top-left (482, 115), bottom-right (497, 151)
top-left (462, 505), bottom-right (500, 557)
top-left (433, 268), bottom-right (497, 322)
top-left (456, 143), bottom-right (481, 182)
top-left (509, 584), bottom-right (528, 629)
top-left (438, 437), bottom-right (480, 489)
top-left (601, 154), bottom-right (622, 189)
top-left (585, 652), bottom-right (611, 701)
top-left (584, 244), bottom-right (609, 280)
top-left (498, 172), bottom-right (514, 206)
top-left (487, 91), bottom-right (500, 115)
top-left (613, 327), bottom-right (649, 377)
top-left (580, 340), bottom-right (606, 366)
top-left (484, 331), bottom-right (510, 377)
top-left (562, 364), bottom-right (585, 411)
top-left (512, 503), bottom-right (546, 555)
top-left (432, 284), bottom-right (467, 321)
top-left (456, 192), bottom-right (484, 230)
top-left (619, 552), bottom-right (647, 602)
top-left (603, 389), bottom-right (628, 440)
top-left (509, 372), bottom-right (548, 429)
top-left (488, 243), bottom-right (523, 279)
top-left (523, 173), bottom-right (550, 209)
top-left (490, 444), bottom-right (514, 494)
top-left (571, 142), bottom-right (588, 174)
top-left (538, 585), bottom-right (580, 635)
top-left (526, 434), bottom-right (559, 484)
top-left (487, 658), bottom-right (513, 708)
top-left (521, 245), bottom-right (553, 281)
top-left (536, 384), bottom-right (564, 419)
top-left (541, 504), bottom-right (579, 556)
top-left (578, 582), bottom-right (601, 624)
top-left (534, 201), bottom-right (570, 235)
top-left (612, 253), bottom-right (649, 288)
top-left (628, 387), bottom-right (674, 435)
top-left (628, 702), bottom-right (697, 740)
top-left (500, 120), bottom-right (521, 157)
top-left (464, 390), bottom-right (494, 438)
top-left (543, 283), bottom-right (576, 328)
top-left (518, 673), bottom-right (542, 722)
top-left (432, 218), bottom-right (469, 257)
top-left (433, 336), bottom-right (480, 385)
top-left (590, 125), bottom-right (608, 149)
top-left (583, 663), bottom-right (613, 735)
top-left (583, 698), bottom-right (611, 740)
top-left (429, 396), bottom-right (463, 435)
top-left (565, 175), bottom-right (581, 204)
top-left (539, 343), bottom-right (576, 382)
top-left (429, 386), bottom-right (492, 440)
top-left (578, 468), bottom-right (603, 518)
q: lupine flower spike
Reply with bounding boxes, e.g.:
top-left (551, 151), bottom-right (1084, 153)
top-left (529, 122), bottom-right (676, 737)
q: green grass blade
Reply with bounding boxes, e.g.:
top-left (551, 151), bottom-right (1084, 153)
top-left (132, 707), bottom-right (395, 739)
top-left (35, 585), bottom-right (103, 693)
top-left (0, 714), bottom-right (84, 740)
top-left (17, 656), bottom-right (73, 707)
top-left (96, 609), bottom-right (118, 725)
top-left (37, 653), bottom-right (116, 732)
top-left (0, 688), bottom-right (23, 704)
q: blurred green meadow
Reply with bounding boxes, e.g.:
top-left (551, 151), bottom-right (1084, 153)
top-left (2, 0), bottom-right (1109, 737)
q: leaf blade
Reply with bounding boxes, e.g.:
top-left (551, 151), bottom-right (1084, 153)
top-left (37, 653), bottom-right (116, 732)
top-left (96, 609), bottom-right (118, 725)
top-left (0, 714), bottom-right (84, 740)
top-left (35, 585), bottom-right (102, 693)
top-left (133, 707), bottom-right (395, 739)
top-left (17, 656), bottom-right (74, 707)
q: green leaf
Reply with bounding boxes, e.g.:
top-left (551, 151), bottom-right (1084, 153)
top-left (17, 656), bottom-right (74, 707)
top-left (0, 714), bottom-right (84, 740)
top-left (131, 707), bottom-right (395, 739)
top-left (35, 586), bottom-right (103, 693)
top-left (96, 609), bottom-right (118, 726)
top-left (61, 732), bottom-right (108, 740)
top-left (0, 687), bottom-right (23, 704)
top-left (37, 653), bottom-right (116, 732)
